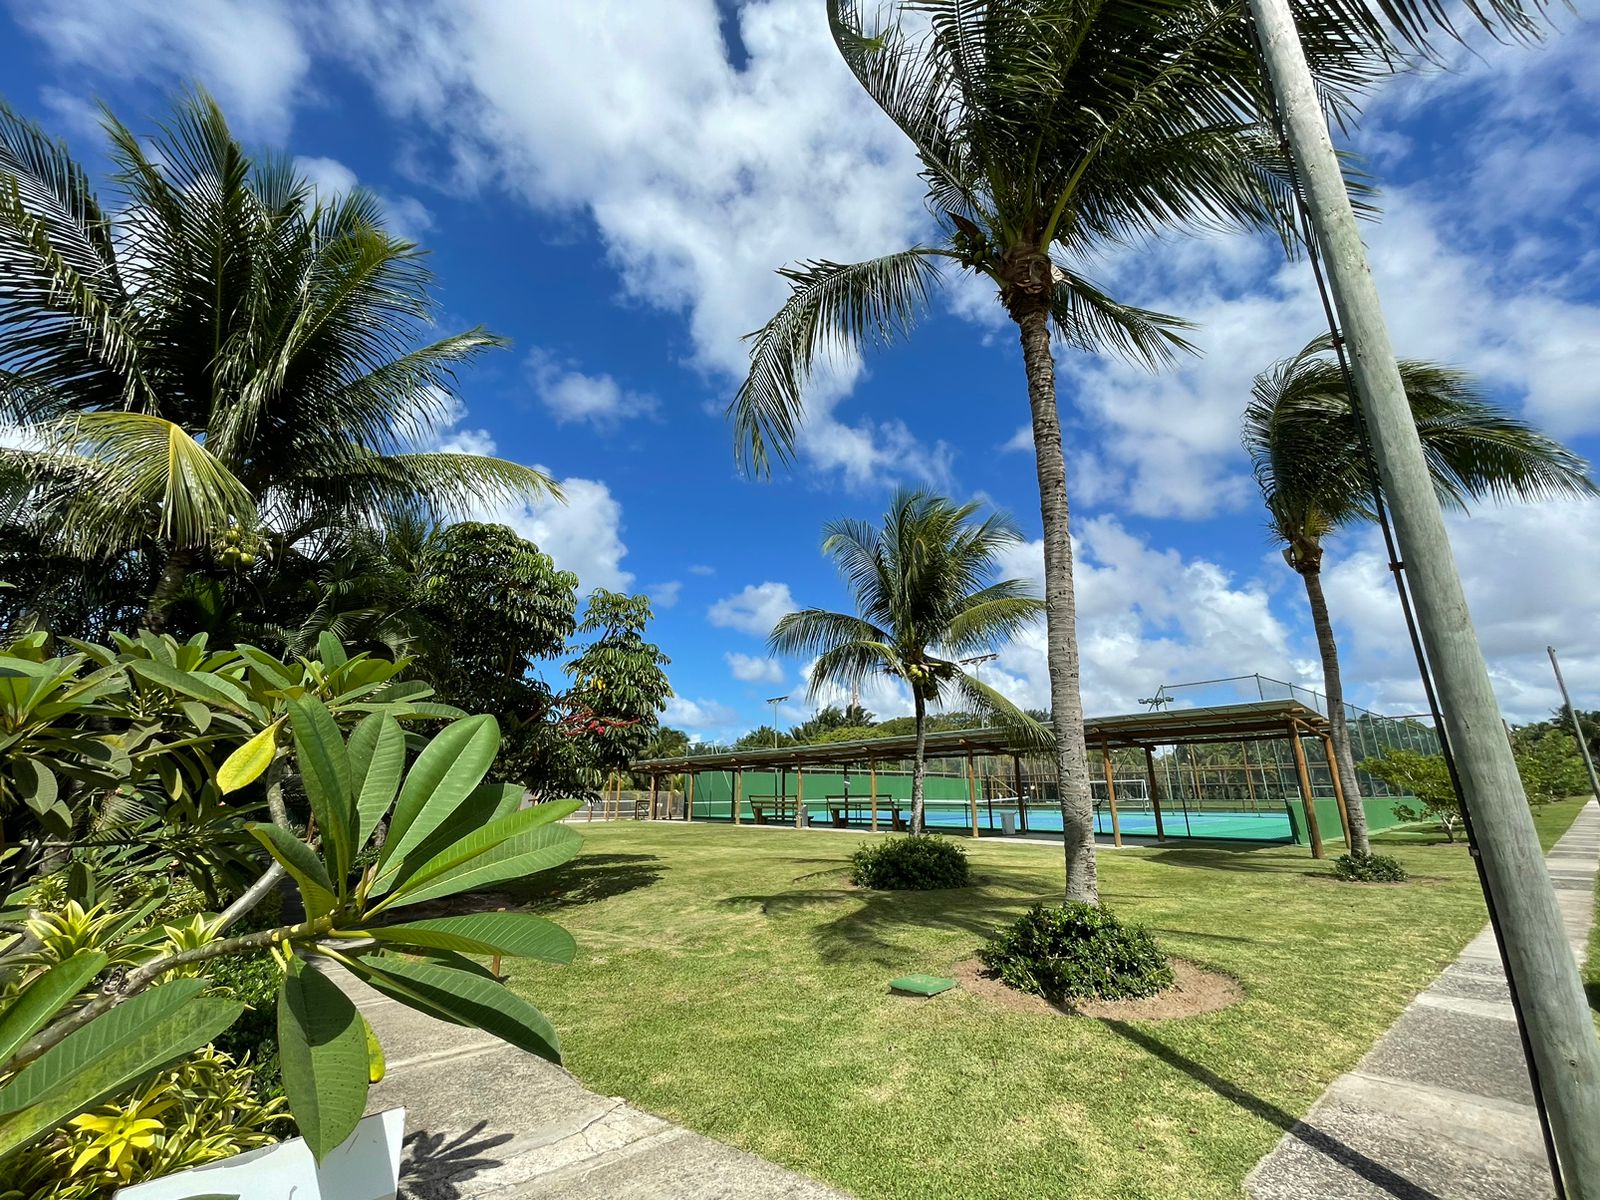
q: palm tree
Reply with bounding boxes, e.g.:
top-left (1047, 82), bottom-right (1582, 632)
top-left (770, 490), bottom-right (1046, 833)
top-left (729, 0), bottom-right (1377, 902)
top-left (1244, 336), bottom-right (1599, 853)
top-left (0, 92), bottom-right (555, 630)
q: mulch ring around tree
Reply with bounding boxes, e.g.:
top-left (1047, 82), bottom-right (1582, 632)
top-left (947, 957), bottom-right (1243, 1022)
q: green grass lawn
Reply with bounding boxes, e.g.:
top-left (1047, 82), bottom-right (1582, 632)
top-left (498, 801), bottom-right (1586, 1200)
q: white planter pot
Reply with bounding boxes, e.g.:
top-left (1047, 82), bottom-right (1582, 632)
top-left (115, 1107), bottom-right (405, 1200)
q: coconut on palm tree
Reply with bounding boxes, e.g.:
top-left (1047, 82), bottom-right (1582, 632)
top-left (0, 92), bottom-right (555, 630)
top-left (1244, 336), bottom-right (1599, 853)
top-left (770, 490), bottom-right (1047, 833)
top-left (729, 0), bottom-right (1378, 902)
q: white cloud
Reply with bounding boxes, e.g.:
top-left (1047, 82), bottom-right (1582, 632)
top-left (645, 581), bottom-right (682, 609)
top-left (1321, 499), bottom-right (1600, 723)
top-left (687, 563), bottom-right (716, 576)
top-left (726, 653), bottom-right (785, 685)
top-left (429, 403), bottom-right (635, 592)
top-left (985, 517), bottom-right (1301, 717)
top-left (306, 0), bottom-right (942, 486)
top-left (525, 349), bottom-right (655, 429)
top-left (663, 695), bottom-right (740, 733)
top-left (707, 581), bottom-right (798, 639)
top-left (18, 0), bottom-right (309, 137)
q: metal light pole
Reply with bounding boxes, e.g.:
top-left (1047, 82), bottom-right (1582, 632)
top-left (1549, 647), bottom-right (1600, 804)
top-left (766, 694), bottom-right (788, 748)
top-left (1247, 0), bottom-right (1600, 1190)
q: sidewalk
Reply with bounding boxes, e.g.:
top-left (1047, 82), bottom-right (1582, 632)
top-left (324, 967), bottom-right (850, 1199)
top-left (1246, 800), bottom-right (1600, 1200)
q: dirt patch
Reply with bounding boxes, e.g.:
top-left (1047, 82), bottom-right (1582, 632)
top-left (949, 957), bottom-right (1242, 1022)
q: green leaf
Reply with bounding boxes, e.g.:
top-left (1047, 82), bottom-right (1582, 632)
top-left (377, 802), bottom-right (576, 900)
top-left (278, 956), bottom-right (370, 1164)
top-left (377, 714), bottom-right (499, 875)
top-left (247, 823), bottom-right (338, 919)
top-left (345, 955), bottom-right (560, 1063)
top-left (363, 913), bottom-right (575, 964)
top-left (217, 719), bottom-right (281, 794)
top-left (126, 660), bottom-right (255, 716)
top-left (13, 760), bottom-right (58, 817)
top-left (385, 783), bottom-right (529, 888)
top-left (384, 823), bottom-right (581, 909)
top-left (346, 713), bottom-right (405, 849)
top-left (287, 698), bottom-right (355, 885)
top-left (0, 951), bottom-right (108, 1067)
top-left (317, 631), bottom-right (348, 669)
top-left (179, 700), bottom-right (214, 734)
top-left (0, 982), bottom-right (241, 1162)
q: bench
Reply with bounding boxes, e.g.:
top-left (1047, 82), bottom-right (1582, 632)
top-left (747, 795), bottom-right (795, 825)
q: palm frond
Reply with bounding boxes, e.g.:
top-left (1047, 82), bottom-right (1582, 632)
top-left (731, 249), bottom-right (946, 475)
top-left (43, 412), bottom-right (256, 555)
top-left (948, 668), bottom-right (1054, 751)
top-left (1050, 267), bottom-right (1197, 368)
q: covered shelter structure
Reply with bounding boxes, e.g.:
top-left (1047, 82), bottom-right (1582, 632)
top-left (629, 699), bottom-right (1400, 858)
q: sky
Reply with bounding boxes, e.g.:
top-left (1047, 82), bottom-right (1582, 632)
top-left (3, 0), bottom-right (1597, 741)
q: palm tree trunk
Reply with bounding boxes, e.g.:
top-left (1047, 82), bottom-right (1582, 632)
top-left (141, 547), bottom-right (195, 633)
top-left (1300, 564), bottom-right (1371, 854)
top-left (911, 688), bottom-right (928, 834)
top-left (1015, 304), bottom-right (1098, 904)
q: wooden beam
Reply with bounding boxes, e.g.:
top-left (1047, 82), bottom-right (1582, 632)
top-left (1287, 723), bottom-right (1323, 858)
top-left (1101, 744), bottom-right (1122, 848)
top-left (649, 773), bottom-right (659, 820)
top-left (795, 767), bottom-right (805, 828)
top-left (1013, 754), bottom-right (1027, 834)
top-left (966, 751), bottom-right (979, 839)
top-left (1143, 746), bottom-right (1167, 843)
top-left (733, 767), bottom-right (743, 825)
top-left (1241, 741), bottom-right (1258, 812)
top-left (869, 760), bottom-right (878, 832)
top-left (1320, 731), bottom-right (1351, 846)
top-left (685, 772), bottom-right (695, 823)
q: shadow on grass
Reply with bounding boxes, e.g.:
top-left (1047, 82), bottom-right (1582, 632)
top-left (722, 860), bottom-right (1064, 967)
top-left (501, 852), bottom-right (664, 909)
top-left (1135, 845), bottom-right (1322, 875)
top-left (1105, 1022), bottom-right (1444, 1200)
top-left (401, 1121), bottom-right (514, 1199)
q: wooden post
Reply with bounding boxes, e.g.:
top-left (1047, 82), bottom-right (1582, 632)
top-left (1287, 724), bottom-right (1323, 858)
top-left (1321, 732), bottom-right (1351, 846)
top-left (733, 767), bottom-right (743, 825)
top-left (869, 760), bottom-right (878, 832)
top-left (685, 772), bottom-right (695, 823)
top-left (794, 766), bottom-right (805, 828)
top-left (1241, 741), bottom-right (1258, 812)
top-left (1100, 744), bottom-right (1122, 848)
top-left (966, 751), bottom-right (979, 839)
top-left (1013, 755), bottom-right (1027, 834)
top-left (649, 773), bottom-right (659, 820)
top-left (1143, 746), bottom-right (1167, 843)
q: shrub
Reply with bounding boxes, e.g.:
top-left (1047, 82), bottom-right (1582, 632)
top-left (1, 1047), bottom-right (285, 1200)
top-left (849, 834), bottom-right (971, 890)
top-left (1331, 851), bottom-right (1408, 883)
top-left (208, 953), bottom-right (288, 1106)
top-left (979, 902), bottom-right (1172, 1003)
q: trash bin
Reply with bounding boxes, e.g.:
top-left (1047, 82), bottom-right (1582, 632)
top-left (1001, 813), bottom-right (1017, 836)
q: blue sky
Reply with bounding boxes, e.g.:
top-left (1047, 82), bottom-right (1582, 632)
top-left (4, 1), bottom-right (1597, 738)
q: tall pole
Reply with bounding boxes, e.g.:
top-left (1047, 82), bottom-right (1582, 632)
top-left (1249, 0), bottom-right (1600, 1189)
top-left (767, 694), bottom-right (788, 747)
top-left (1549, 647), bottom-right (1600, 803)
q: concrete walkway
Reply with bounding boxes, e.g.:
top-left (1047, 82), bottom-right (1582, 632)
top-left (1247, 800), bottom-right (1600, 1200)
top-left (324, 966), bottom-right (849, 1200)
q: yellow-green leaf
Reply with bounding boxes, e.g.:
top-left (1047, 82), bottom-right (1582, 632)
top-left (217, 719), bottom-right (282, 794)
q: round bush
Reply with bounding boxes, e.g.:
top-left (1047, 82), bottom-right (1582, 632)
top-left (848, 834), bottom-right (971, 890)
top-left (1331, 851), bottom-right (1408, 883)
top-left (978, 902), bottom-right (1173, 1003)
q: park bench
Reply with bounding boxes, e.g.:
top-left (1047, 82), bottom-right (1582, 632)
top-left (747, 795), bottom-right (795, 825)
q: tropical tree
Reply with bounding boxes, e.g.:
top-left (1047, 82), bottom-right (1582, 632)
top-left (770, 490), bottom-right (1046, 833)
top-left (1244, 336), bottom-right (1598, 852)
top-left (730, 0), bottom-right (1375, 901)
top-left (0, 92), bottom-right (555, 630)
